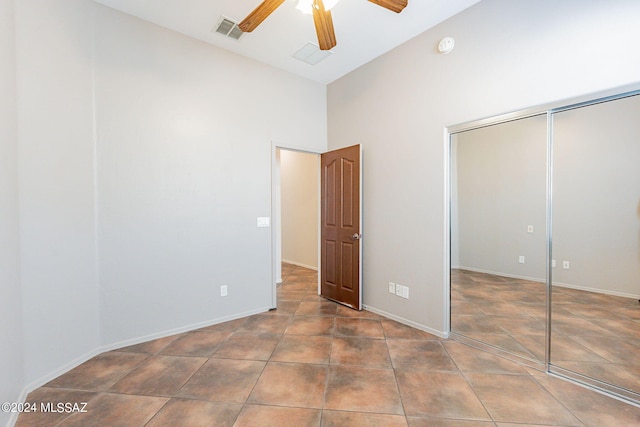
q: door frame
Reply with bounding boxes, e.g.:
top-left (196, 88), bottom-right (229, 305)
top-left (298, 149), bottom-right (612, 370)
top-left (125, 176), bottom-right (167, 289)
top-left (270, 143), bottom-right (363, 310)
top-left (271, 143), bottom-right (322, 308)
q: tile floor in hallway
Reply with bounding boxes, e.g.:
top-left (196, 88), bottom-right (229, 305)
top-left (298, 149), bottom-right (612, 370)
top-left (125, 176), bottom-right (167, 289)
top-left (16, 264), bottom-right (640, 426)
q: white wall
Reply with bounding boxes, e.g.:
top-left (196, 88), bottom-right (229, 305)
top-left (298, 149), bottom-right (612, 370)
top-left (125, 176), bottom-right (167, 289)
top-left (280, 150), bottom-right (319, 270)
top-left (15, 0), bottom-right (101, 387)
top-left (553, 95), bottom-right (640, 297)
top-left (327, 0), bottom-right (640, 334)
top-left (452, 115), bottom-right (547, 281)
top-left (0, 0), bottom-right (24, 424)
top-left (93, 5), bottom-right (327, 346)
top-left (9, 0), bottom-right (327, 400)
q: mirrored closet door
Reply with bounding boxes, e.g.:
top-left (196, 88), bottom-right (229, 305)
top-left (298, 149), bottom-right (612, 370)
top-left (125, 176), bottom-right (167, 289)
top-left (549, 93), bottom-right (640, 399)
top-left (450, 114), bottom-right (548, 363)
top-left (449, 87), bottom-right (640, 404)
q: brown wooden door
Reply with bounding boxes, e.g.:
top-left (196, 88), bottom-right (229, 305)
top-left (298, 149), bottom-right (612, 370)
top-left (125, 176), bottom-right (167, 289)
top-left (321, 144), bottom-right (361, 310)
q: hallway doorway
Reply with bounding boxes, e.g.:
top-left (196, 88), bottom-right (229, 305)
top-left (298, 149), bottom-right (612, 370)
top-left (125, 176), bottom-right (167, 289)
top-left (274, 148), bottom-right (320, 290)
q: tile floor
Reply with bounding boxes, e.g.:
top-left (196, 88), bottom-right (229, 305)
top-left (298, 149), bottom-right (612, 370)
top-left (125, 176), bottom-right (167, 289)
top-left (450, 268), bottom-right (547, 362)
top-left (451, 268), bottom-right (640, 396)
top-left (17, 264), bottom-right (640, 426)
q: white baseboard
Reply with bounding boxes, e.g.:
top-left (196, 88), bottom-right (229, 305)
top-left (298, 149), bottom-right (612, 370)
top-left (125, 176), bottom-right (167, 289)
top-left (21, 347), bottom-right (105, 407)
top-left (99, 306), bottom-right (271, 356)
top-left (552, 281), bottom-right (640, 300)
top-left (363, 304), bottom-right (448, 339)
top-left (16, 306), bottom-right (272, 422)
top-left (455, 266), bottom-right (640, 300)
top-left (282, 259), bottom-right (318, 271)
top-left (454, 265), bottom-right (546, 283)
top-left (6, 389), bottom-right (27, 427)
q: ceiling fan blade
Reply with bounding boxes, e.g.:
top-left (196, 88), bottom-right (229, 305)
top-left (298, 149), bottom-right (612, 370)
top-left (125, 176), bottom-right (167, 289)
top-left (238, 0), bottom-right (286, 33)
top-left (312, 0), bottom-right (337, 51)
top-left (368, 0), bottom-right (408, 13)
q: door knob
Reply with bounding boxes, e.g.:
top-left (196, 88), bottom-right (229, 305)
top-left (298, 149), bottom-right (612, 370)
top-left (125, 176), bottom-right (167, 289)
top-left (351, 233), bottom-right (361, 240)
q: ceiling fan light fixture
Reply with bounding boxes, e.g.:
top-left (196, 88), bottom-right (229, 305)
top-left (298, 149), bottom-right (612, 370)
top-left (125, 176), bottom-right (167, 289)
top-left (296, 0), bottom-right (339, 15)
top-left (296, 0), bottom-right (313, 14)
top-left (324, 0), bottom-right (340, 10)
top-left (240, 0), bottom-right (402, 51)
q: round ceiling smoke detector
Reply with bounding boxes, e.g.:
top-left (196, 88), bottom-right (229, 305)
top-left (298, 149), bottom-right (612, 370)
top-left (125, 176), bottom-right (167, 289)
top-left (438, 37), bottom-right (455, 54)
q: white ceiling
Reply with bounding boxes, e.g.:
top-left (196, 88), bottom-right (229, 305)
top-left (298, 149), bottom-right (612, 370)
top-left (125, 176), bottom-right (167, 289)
top-left (94, 0), bottom-right (481, 84)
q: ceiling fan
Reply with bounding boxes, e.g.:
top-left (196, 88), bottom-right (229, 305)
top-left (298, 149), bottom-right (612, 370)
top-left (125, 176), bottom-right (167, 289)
top-left (238, 0), bottom-right (408, 51)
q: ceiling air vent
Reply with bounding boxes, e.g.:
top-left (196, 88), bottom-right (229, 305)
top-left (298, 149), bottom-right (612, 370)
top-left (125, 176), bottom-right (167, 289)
top-left (292, 42), bottom-right (332, 65)
top-left (214, 17), bottom-right (243, 40)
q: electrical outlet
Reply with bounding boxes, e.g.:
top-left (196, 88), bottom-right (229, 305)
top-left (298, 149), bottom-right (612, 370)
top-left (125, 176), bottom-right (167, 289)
top-left (563, 261), bottom-right (570, 270)
top-left (388, 282), bottom-right (396, 294)
top-left (552, 259), bottom-right (556, 268)
top-left (519, 256), bottom-right (525, 264)
top-left (393, 283), bottom-right (410, 299)
top-left (220, 285), bottom-right (228, 297)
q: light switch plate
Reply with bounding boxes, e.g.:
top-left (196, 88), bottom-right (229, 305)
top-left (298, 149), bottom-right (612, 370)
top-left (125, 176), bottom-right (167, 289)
top-left (257, 217), bottom-right (270, 228)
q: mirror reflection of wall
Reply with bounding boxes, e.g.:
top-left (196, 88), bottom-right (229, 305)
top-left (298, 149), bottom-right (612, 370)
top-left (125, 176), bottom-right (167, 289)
top-left (450, 114), bottom-right (547, 362)
top-left (550, 94), bottom-right (640, 396)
